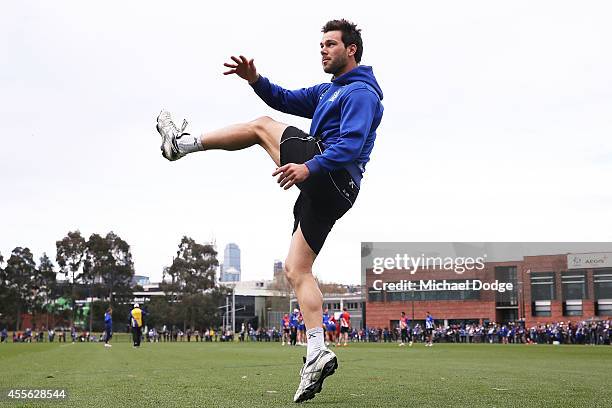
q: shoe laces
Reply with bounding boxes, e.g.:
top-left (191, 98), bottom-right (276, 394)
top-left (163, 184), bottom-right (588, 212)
top-left (160, 112), bottom-right (189, 136)
top-left (178, 119), bottom-right (190, 139)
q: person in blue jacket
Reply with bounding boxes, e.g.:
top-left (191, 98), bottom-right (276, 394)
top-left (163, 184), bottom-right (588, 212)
top-left (290, 309), bottom-right (299, 346)
top-left (155, 19), bottom-right (383, 403)
top-left (103, 307), bottom-right (113, 348)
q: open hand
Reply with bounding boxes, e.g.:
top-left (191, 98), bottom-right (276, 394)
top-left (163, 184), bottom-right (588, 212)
top-left (223, 55), bottom-right (258, 84)
top-left (272, 163), bottom-right (310, 190)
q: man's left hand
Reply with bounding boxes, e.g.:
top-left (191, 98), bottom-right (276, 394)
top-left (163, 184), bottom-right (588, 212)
top-left (272, 163), bottom-right (310, 190)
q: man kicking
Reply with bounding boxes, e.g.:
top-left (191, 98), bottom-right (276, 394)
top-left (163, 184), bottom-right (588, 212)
top-left (155, 19), bottom-right (383, 403)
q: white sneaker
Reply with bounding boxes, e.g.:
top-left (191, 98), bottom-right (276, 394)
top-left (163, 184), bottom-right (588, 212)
top-left (399, 343), bottom-right (405, 347)
top-left (293, 349), bottom-right (338, 403)
top-left (104, 343), bottom-right (112, 348)
top-left (156, 110), bottom-right (189, 161)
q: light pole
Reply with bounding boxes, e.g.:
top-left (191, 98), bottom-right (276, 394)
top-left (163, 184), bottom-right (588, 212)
top-left (232, 288), bottom-right (235, 335)
top-left (88, 275), bottom-right (93, 334)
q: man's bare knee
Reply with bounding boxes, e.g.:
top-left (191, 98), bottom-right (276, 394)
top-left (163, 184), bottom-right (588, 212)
top-left (284, 262), bottom-right (297, 286)
top-left (284, 260), bottom-right (310, 287)
top-left (248, 116), bottom-right (285, 165)
top-left (250, 116), bottom-right (274, 138)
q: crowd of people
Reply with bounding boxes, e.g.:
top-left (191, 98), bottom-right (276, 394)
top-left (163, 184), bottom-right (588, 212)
top-left (1, 326), bottom-right (101, 343)
top-left (3, 316), bottom-right (611, 347)
top-left (361, 319), bottom-right (612, 346)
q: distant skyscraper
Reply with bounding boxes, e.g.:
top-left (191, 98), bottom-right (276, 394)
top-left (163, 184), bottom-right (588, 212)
top-left (273, 260), bottom-right (284, 279)
top-left (220, 243), bottom-right (241, 282)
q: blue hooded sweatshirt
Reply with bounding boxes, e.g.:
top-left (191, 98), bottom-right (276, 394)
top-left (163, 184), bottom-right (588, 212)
top-left (251, 65), bottom-right (383, 186)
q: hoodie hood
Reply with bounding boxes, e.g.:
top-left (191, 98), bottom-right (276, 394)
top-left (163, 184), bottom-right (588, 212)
top-left (332, 65), bottom-right (383, 100)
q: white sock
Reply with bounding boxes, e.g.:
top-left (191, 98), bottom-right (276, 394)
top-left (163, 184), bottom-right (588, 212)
top-left (176, 134), bottom-right (204, 155)
top-left (306, 327), bottom-right (324, 363)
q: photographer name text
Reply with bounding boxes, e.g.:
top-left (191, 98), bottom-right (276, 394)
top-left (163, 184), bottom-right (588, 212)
top-left (372, 279), bottom-right (514, 293)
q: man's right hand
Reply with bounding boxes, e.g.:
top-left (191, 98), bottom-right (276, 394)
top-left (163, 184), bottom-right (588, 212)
top-left (223, 55), bottom-right (259, 84)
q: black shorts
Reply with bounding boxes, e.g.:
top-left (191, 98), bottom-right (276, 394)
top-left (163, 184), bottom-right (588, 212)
top-left (283, 328), bottom-right (290, 334)
top-left (426, 328), bottom-right (433, 335)
top-left (280, 126), bottom-right (359, 254)
top-left (340, 326), bottom-right (350, 334)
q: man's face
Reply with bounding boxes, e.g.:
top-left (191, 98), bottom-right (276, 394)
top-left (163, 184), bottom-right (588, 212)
top-left (320, 30), bottom-right (350, 75)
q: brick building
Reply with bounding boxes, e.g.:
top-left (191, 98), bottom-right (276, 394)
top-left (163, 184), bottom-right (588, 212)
top-left (365, 252), bottom-right (612, 328)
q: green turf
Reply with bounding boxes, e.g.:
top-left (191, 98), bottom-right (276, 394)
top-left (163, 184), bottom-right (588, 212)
top-left (0, 340), bottom-right (610, 407)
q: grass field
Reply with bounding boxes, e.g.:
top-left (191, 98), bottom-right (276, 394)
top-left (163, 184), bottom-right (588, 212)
top-left (0, 338), bottom-right (610, 407)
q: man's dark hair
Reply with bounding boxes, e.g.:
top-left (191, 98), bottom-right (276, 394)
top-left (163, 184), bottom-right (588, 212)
top-left (322, 19), bottom-right (363, 63)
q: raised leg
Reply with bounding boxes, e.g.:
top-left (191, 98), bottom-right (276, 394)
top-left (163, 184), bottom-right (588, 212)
top-left (200, 116), bottom-right (288, 166)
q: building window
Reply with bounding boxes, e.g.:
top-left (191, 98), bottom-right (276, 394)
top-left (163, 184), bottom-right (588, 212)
top-left (495, 266), bottom-right (518, 306)
top-left (596, 300), bottom-right (612, 316)
top-left (386, 292), bottom-right (408, 302)
top-left (562, 271), bottom-right (587, 300)
top-left (594, 269), bottom-right (612, 316)
top-left (531, 272), bottom-right (556, 301)
top-left (368, 290), bottom-right (383, 302)
top-left (388, 280), bottom-right (481, 302)
top-left (532, 300), bottom-right (552, 317)
top-left (594, 269), bottom-right (612, 299)
top-left (563, 300), bottom-right (583, 316)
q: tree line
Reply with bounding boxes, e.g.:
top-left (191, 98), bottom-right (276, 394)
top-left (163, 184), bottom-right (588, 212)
top-left (0, 231), bottom-right (228, 332)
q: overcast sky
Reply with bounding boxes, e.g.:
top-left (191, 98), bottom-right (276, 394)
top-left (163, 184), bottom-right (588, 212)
top-left (1, 1), bottom-right (611, 285)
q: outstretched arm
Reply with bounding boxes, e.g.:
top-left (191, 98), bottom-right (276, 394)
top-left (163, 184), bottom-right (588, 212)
top-left (223, 55), bottom-right (324, 118)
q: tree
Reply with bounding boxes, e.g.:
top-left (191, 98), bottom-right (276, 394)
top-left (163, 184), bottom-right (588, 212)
top-left (84, 232), bottom-right (134, 304)
top-left (56, 231), bottom-right (87, 283)
top-left (103, 232), bottom-right (134, 302)
top-left (160, 237), bottom-right (219, 330)
top-left (2, 247), bottom-right (37, 331)
top-left (56, 231), bottom-right (87, 324)
top-left (0, 251), bottom-right (14, 327)
top-left (171, 236), bottom-right (218, 293)
top-left (30, 253), bottom-right (57, 328)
